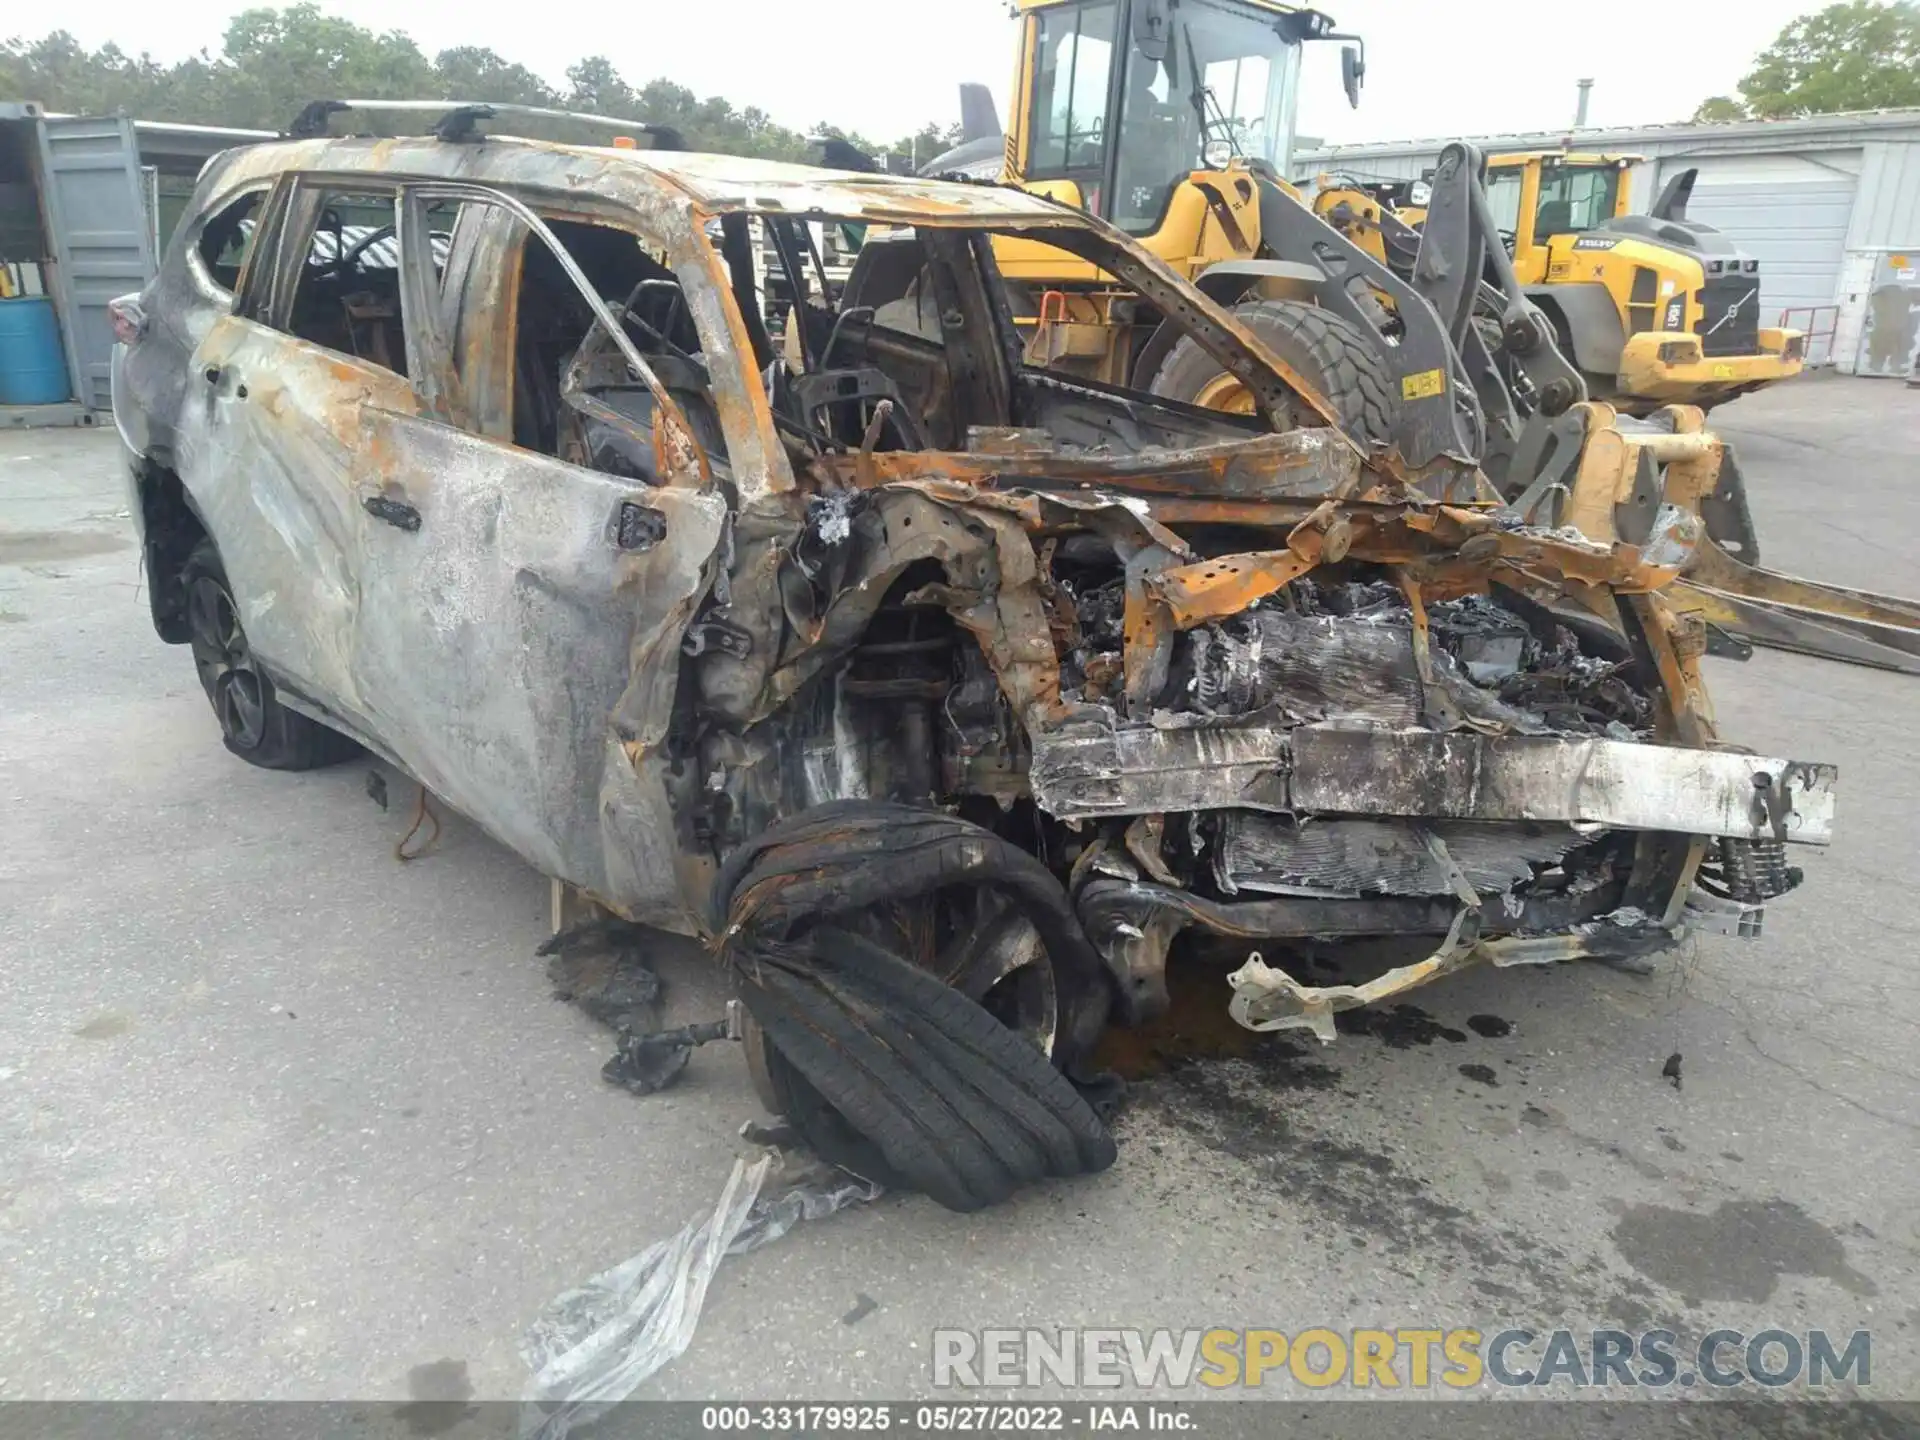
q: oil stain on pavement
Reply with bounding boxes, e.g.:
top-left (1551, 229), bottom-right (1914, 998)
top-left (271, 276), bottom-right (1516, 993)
top-left (394, 1358), bottom-right (476, 1436)
top-left (1104, 950), bottom-right (1704, 1334)
top-left (1609, 1199), bottom-right (1879, 1303)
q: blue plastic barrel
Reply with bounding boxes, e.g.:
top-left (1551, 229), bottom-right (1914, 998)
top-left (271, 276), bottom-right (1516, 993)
top-left (0, 297), bottom-right (71, 406)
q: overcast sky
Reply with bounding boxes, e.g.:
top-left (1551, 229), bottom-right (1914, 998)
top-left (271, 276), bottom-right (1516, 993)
top-left (25, 0), bottom-right (1811, 145)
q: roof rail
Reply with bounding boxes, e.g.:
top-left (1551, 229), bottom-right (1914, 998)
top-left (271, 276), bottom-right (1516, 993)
top-left (286, 100), bottom-right (683, 151)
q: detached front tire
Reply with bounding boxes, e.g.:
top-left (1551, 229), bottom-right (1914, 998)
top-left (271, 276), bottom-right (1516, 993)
top-left (182, 541), bottom-right (358, 771)
top-left (1151, 298), bottom-right (1401, 448)
top-left (715, 801), bottom-right (1117, 1211)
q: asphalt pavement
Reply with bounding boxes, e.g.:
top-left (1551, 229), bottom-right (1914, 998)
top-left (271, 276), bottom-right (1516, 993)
top-left (1, 373), bottom-right (1916, 1417)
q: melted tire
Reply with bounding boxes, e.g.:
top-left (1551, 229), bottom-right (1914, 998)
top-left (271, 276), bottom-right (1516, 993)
top-left (745, 930), bottom-right (1117, 1212)
top-left (716, 802), bottom-right (1117, 1213)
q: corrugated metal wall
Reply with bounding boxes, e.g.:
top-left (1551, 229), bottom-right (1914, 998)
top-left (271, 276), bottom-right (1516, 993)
top-left (1656, 150), bottom-right (1864, 324)
top-left (1849, 142), bottom-right (1920, 249)
top-left (1299, 151), bottom-right (1438, 184)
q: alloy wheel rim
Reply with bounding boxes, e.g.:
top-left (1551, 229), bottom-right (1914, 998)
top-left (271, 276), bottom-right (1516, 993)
top-left (187, 574), bottom-right (266, 748)
top-left (937, 905), bottom-right (1060, 1060)
top-left (1193, 371), bottom-right (1262, 416)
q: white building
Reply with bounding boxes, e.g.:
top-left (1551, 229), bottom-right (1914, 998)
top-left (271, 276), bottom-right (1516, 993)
top-left (1299, 109), bottom-right (1920, 377)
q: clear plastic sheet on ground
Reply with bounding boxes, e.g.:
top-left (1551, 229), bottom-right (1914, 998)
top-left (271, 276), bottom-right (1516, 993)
top-left (518, 1153), bottom-right (883, 1438)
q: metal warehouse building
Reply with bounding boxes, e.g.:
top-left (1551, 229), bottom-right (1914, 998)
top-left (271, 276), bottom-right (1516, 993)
top-left (1299, 109), bottom-right (1920, 377)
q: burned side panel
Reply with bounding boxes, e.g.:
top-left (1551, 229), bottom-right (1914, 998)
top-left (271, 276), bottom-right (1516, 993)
top-left (174, 317), bottom-right (423, 724)
top-left (348, 407), bottom-right (725, 911)
top-left (115, 154), bottom-right (273, 467)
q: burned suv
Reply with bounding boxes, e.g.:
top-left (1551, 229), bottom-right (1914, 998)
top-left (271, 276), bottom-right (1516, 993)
top-left (111, 105), bottom-right (1834, 1210)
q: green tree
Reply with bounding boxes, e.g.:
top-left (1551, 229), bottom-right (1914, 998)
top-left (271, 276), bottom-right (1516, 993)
top-left (862, 121), bottom-right (968, 171)
top-left (0, 31), bottom-right (188, 118)
top-left (432, 47), bottom-right (558, 109)
top-left (900, 121), bottom-right (967, 163)
top-left (1691, 95), bottom-right (1750, 123)
top-left (563, 55), bottom-right (638, 118)
top-left (1694, 0), bottom-right (1920, 120)
top-left (216, 4), bottom-right (435, 128)
top-left (0, 5), bottom-right (953, 164)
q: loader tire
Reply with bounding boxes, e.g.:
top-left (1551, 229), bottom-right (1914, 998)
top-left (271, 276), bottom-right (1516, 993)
top-left (1150, 299), bottom-right (1401, 448)
top-left (182, 541), bottom-right (359, 772)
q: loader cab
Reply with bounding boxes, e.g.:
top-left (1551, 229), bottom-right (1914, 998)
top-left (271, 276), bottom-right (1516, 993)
top-left (1485, 153), bottom-right (1635, 285)
top-left (1010, 0), bottom-right (1319, 238)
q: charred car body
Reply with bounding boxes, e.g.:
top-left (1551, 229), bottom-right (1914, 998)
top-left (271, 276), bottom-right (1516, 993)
top-left (111, 107), bottom-right (1836, 1207)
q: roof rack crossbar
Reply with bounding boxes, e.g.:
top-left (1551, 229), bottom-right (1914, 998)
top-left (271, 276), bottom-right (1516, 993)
top-left (286, 99), bottom-right (683, 152)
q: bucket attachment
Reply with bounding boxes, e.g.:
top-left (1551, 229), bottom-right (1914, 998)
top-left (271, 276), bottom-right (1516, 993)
top-left (1673, 542), bottom-right (1920, 677)
top-left (1499, 401), bottom-right (1920, 677)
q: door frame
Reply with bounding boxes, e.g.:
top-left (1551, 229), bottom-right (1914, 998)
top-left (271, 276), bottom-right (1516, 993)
top-left (392, 178), bottom-right (713, 489)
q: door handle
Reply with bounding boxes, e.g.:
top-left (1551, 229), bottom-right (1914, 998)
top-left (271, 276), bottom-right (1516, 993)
top-left (362, 494), bottom-right (423, 532)
top-left (203, 364), bottom-right (246, 398)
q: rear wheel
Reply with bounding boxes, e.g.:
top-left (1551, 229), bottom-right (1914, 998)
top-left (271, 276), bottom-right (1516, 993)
top-left (1150, 298), bottom-right (1401, 446)
top-left (183, 541), bottom-right (358, 771)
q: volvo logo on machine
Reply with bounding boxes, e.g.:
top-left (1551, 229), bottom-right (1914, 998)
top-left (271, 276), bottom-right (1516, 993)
top-left (1707, 288), bottom-right (1754, 334)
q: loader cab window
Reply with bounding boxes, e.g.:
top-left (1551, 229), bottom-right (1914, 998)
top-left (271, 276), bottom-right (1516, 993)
top-left (1110, 1), bottom-right (1301, 235)
top-left (1485, 169), bottom-right (1525, 240)
top-left (1028, 1), bottom-right (1118, 198)
top-left (1534, 165), bottom-right (1620, 238)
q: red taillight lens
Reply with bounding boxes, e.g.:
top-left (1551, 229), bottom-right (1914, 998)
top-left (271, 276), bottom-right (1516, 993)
top-left (108, 295), bottom-right (146, 345)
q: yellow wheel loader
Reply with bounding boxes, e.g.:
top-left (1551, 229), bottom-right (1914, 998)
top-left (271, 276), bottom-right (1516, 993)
top-left (1314, 152), bottom-right (1808, 414)
top-left (901, 0), bottom-right (1920, 675)
top-left (981, 0), bottom-right (1547, 475)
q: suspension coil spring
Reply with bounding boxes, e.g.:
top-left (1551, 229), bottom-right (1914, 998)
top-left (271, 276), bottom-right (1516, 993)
top-left (1711, 837), bottom-right (1804, 903)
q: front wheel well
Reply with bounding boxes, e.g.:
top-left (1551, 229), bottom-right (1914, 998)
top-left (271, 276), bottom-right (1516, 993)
top-left (132, 460), bottom-right (207, 643)
top-left (1527, 293), bottom-right (1576, 359)
top-left (1526, 286), bottom-right (1624, 387)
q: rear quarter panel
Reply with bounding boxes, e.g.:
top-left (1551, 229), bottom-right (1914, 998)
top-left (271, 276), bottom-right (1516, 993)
top-left (115, 153), bottom-right (280, 467)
